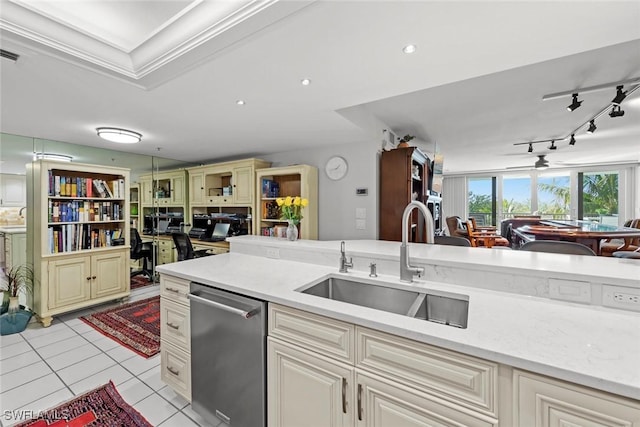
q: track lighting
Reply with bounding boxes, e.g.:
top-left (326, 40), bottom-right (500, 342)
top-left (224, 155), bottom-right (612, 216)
top-left (611, 85), bottom-right (627, 105)
top-left (587, 120), bottom-right (597, 134)
top-left (609, 105), bottom-right (625, 118)
top-left (527, 143), bottom-right (533, 153)
top-left (534, 155), bottom-right (549, 170)
top-left (567, 93), bottom-right (582, 111)
top-left (549, 140), bottom-right (557, 150)
top-left (569, 134), bottom-right (576, 146)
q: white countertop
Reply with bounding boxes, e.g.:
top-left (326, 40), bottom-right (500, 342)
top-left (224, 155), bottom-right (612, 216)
top-left (157, 237), bottom-right (640, 400)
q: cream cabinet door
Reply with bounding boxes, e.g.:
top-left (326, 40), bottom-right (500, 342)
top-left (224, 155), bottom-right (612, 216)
top-left (48, 256), bottom-right (91, 309)
top-left (356, 371), bottom-right (497, 427)
top-left (157, 239), bottom-right (175, 265)
top-left (232, 166), bottom-right (253, 205)
top-left (140, 179), bottom-right (153, 205)
top-left (268, 338), bottom-right (354, 427)
top-left (171, 175), bottom-right (185, 205)
top-left (91, 250), bottom-right (126, 298)
top-left (514, 370), bottom-right (640, 427)
top-left (189, 172), bottom-right (205, 205)
top-left (0, 174), bottom-right (26, 206)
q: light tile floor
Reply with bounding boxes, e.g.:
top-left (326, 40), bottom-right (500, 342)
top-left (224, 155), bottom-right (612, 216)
top-left (0, 284), bottom-right (227, 427)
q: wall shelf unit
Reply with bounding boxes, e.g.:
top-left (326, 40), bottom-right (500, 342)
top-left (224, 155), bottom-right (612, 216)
top-left (27, 160), bottom-right (130, 327)
top-left (255, 164), bottom-right (318, 240)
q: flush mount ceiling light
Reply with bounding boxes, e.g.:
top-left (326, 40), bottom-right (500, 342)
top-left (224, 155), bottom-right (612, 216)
top-left (587, 120), bottom-right (597, 134)
top-left (527, 143), bottom-right (533, 153)
top-left (609, 104), bottom-right (625, 118)
top-left (402, 44), bottom-right (417, 54)
top-left (611, 85), bottom-right (627, 105)
top-left (96, 127), bottom-right (142, 144)
top-left (569, 134), bottom-right (576, 146)
top-left (534, 155), bottom-right (549, 170)
top-left (301, 78), bottom-right (311, 86)
top-left (566, 93), bottom-right (582, 111)
top-left (34, 152), bottom-right (72, 162)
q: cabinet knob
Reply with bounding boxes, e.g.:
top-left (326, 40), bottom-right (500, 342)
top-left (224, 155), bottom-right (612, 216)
top-left (92, 276), bottom-right (96, 280)
top-left (86, 277), bottom-right (91, 281)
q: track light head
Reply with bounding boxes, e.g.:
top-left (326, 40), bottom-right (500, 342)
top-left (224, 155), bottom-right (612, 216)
top-left (587, 120), bottom-right (597, 134)
top-left (534, 155), bottom-right (549, 170)
top-left (569, 134), bottom-right (576, 146)
top-left (567, 93), bottom-right (582, 111)
top-left (549, 140), bottom-right (557, 150)
top-left (611, 85), bottom-right (627, 105)
top-left (609, 104), bottom-right (625, 118)
top-left (527, 143), bottom-right (533, 153)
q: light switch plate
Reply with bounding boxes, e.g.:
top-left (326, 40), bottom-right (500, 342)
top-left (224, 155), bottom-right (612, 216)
top-left (356, 208), bottom-right (366, 219)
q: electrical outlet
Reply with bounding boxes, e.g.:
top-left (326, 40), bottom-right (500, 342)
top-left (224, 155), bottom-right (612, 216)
top-left (603, 285), bottom-right (640, 312)
top-left (266, 247), bottom-right (280, 259)
top-left (613, 292), bottom-right (640, 304)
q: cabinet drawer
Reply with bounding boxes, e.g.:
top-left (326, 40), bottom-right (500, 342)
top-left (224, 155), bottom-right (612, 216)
top-left (356, 327), bottom-right (498, 417)
top-left (207, 196), bottom-right (232, 205)
top-left (161, 275), bottom-right (190, 304)
top-left (160, 297), bottom-right (190, 351)
top-left (161, 340), bottom-right (191, 401)
top-left (514, 369), bottom-right (640, 425)
top-left (269, 304), bottom-right (354, 363)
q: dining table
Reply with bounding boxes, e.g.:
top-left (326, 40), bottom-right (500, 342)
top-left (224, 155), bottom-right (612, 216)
top-left (516, 219), bottom-right (640, 255)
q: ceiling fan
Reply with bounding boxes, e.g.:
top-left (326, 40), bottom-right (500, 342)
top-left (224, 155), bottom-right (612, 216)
top-left (506, 154), bottom-right (549, 171)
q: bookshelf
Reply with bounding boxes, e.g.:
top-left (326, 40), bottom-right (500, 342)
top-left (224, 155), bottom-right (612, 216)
top-left (27, 160), bottom-right (130, 327)
top-left (255, 165), bottom-right (318, 240)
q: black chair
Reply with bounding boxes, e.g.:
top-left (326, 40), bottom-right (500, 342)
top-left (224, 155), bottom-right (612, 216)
top-left (130, 228), bottom-right (153, 278)
top-left (172, 232), bottom-right (213, 261)
top-left (519, 240), bottom-right (596, 256)
top-left (434, 235), bottom-right (471, 247)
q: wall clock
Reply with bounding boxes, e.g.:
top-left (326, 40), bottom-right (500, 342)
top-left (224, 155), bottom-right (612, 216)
top-left (325, 156), bottom-right (348, 180)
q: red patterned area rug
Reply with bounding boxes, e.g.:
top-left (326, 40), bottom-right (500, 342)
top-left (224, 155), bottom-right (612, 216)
top-left (14, 380), bottom-right (152, 426)
top-left (130, 275), bottom-right (153, 290)
top-left (81, 296), bottom-right (160, 358)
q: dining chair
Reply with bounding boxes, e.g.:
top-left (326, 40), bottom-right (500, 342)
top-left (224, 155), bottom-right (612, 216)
top-left (466, 219), bottom-right (509, 248)
top-left (434, 235), bottom-right (471, 247)
top-left (600, 219), bottom-right (640, 256)
top-left (519, 240), bottom-right (596, 256)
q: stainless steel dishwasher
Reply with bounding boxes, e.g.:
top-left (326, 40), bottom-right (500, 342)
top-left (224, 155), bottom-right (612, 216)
top-left (188, 282), bottom-right (266, 427)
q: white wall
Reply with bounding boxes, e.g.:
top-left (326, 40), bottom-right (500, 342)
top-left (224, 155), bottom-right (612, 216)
top-left (262, 141), bottom-right (379, 241)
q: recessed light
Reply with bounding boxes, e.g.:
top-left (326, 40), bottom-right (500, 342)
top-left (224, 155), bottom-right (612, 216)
top-left (402, 44), bottom-right (417, 54)
top-left (96, 127), bottom-right (141, 144)
top-left (301, 78), bottom-right (311, 86)
top-left (236, 100), bottom-right (246, 105)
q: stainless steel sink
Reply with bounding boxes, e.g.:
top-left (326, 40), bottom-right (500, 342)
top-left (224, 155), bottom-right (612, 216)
top-left (299, 277), bottom-right (420, 315)
top-left (297, 276), bottom-right (469, 328)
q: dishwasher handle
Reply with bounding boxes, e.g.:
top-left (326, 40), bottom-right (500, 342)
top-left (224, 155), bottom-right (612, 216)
top-left (188, 292), bottom-right (260, 319)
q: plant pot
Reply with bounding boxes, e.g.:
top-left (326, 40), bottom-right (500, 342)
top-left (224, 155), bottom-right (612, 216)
top-left (0, 307), bottom-right (32, 335)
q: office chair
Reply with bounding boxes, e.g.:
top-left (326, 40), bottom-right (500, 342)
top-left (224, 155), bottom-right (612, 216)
top-left (519, 240), bottom-right (596, 256)
top-left (130, 228), bottom-right (153, 279)
top-left (434, 235), bottom-right (471, 247)
top-left (172, 232), bottom-right (212, 261)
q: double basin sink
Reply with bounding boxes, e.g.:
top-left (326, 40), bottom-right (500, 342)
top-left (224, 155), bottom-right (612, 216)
top-left (297, 276), bottom-right (468, 329)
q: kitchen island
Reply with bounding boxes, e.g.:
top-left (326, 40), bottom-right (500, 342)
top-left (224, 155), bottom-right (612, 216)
top-left (156, 236), bottom-right (640, 425)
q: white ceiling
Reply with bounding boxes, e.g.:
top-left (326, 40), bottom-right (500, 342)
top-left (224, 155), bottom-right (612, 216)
top-left (1, 0), bottom-right (639, 175)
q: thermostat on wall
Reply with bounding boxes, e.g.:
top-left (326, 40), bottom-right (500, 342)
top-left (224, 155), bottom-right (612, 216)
top-left (356, 188), bottom-right (368, 196)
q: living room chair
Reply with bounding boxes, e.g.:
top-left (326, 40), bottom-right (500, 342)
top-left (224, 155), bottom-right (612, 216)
top-left (519, 240), bottom-right (596, 256)
top-left (172, 232), bottom-right (213, 261)
top-left (445, 216), bottom-right (469, 239)
top-left (130, 228), bottom-right (153, 279)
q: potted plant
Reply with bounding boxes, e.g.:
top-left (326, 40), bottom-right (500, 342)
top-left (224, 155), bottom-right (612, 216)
top-left (397, 134), bottom-right (415, 148)
top-left (1, 265), bottom-right (35, 335)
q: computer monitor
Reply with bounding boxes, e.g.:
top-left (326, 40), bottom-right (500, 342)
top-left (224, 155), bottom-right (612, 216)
top-left (211, 222), bottom-right (230, 239)
top-left (157, 219), bottom-right (170, 233)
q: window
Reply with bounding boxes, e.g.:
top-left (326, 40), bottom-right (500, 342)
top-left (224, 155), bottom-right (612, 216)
top-left (502, 175), bottom-right (532, 220)
top-left (579, 171), bottom-right (619, 224)
top-left (537, 172), bottom-right (570, 220)
top-left (468, 177), bottom-right (495, 225)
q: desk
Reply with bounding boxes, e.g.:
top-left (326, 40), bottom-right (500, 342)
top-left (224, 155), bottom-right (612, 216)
top-left (517, 220), bottom-right (640, 255)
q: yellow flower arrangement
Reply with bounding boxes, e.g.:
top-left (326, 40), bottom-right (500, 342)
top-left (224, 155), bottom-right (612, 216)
top-left (276, 196), bottom-right (309, 225)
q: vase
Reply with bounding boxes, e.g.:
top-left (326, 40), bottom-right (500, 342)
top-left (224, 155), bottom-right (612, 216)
top-left (286, 221), bottom-right (299, 241)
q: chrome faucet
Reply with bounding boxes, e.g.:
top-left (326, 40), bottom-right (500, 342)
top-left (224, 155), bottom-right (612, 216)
top-left (339, 241), bottom-right (353, 273)
top-left (400, 201), bottom-right (434, 282)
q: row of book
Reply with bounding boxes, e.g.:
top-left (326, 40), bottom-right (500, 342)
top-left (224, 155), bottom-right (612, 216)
top-left (49, 200), bottom-right (123, 223)
top-left (48, 224), bottom-right (123, 253)
top-left (260, 226), bottom-right (287, 238)
top-left (48, 172), bottom-right (125, 198)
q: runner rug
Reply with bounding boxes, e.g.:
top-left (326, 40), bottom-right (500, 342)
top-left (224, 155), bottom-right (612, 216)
top-left (81, 296), bottom-right (160, 358)
top-left (14, 381), bottom-right (152, 427)
top-left (130, 275), bottom-right (154, 290)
